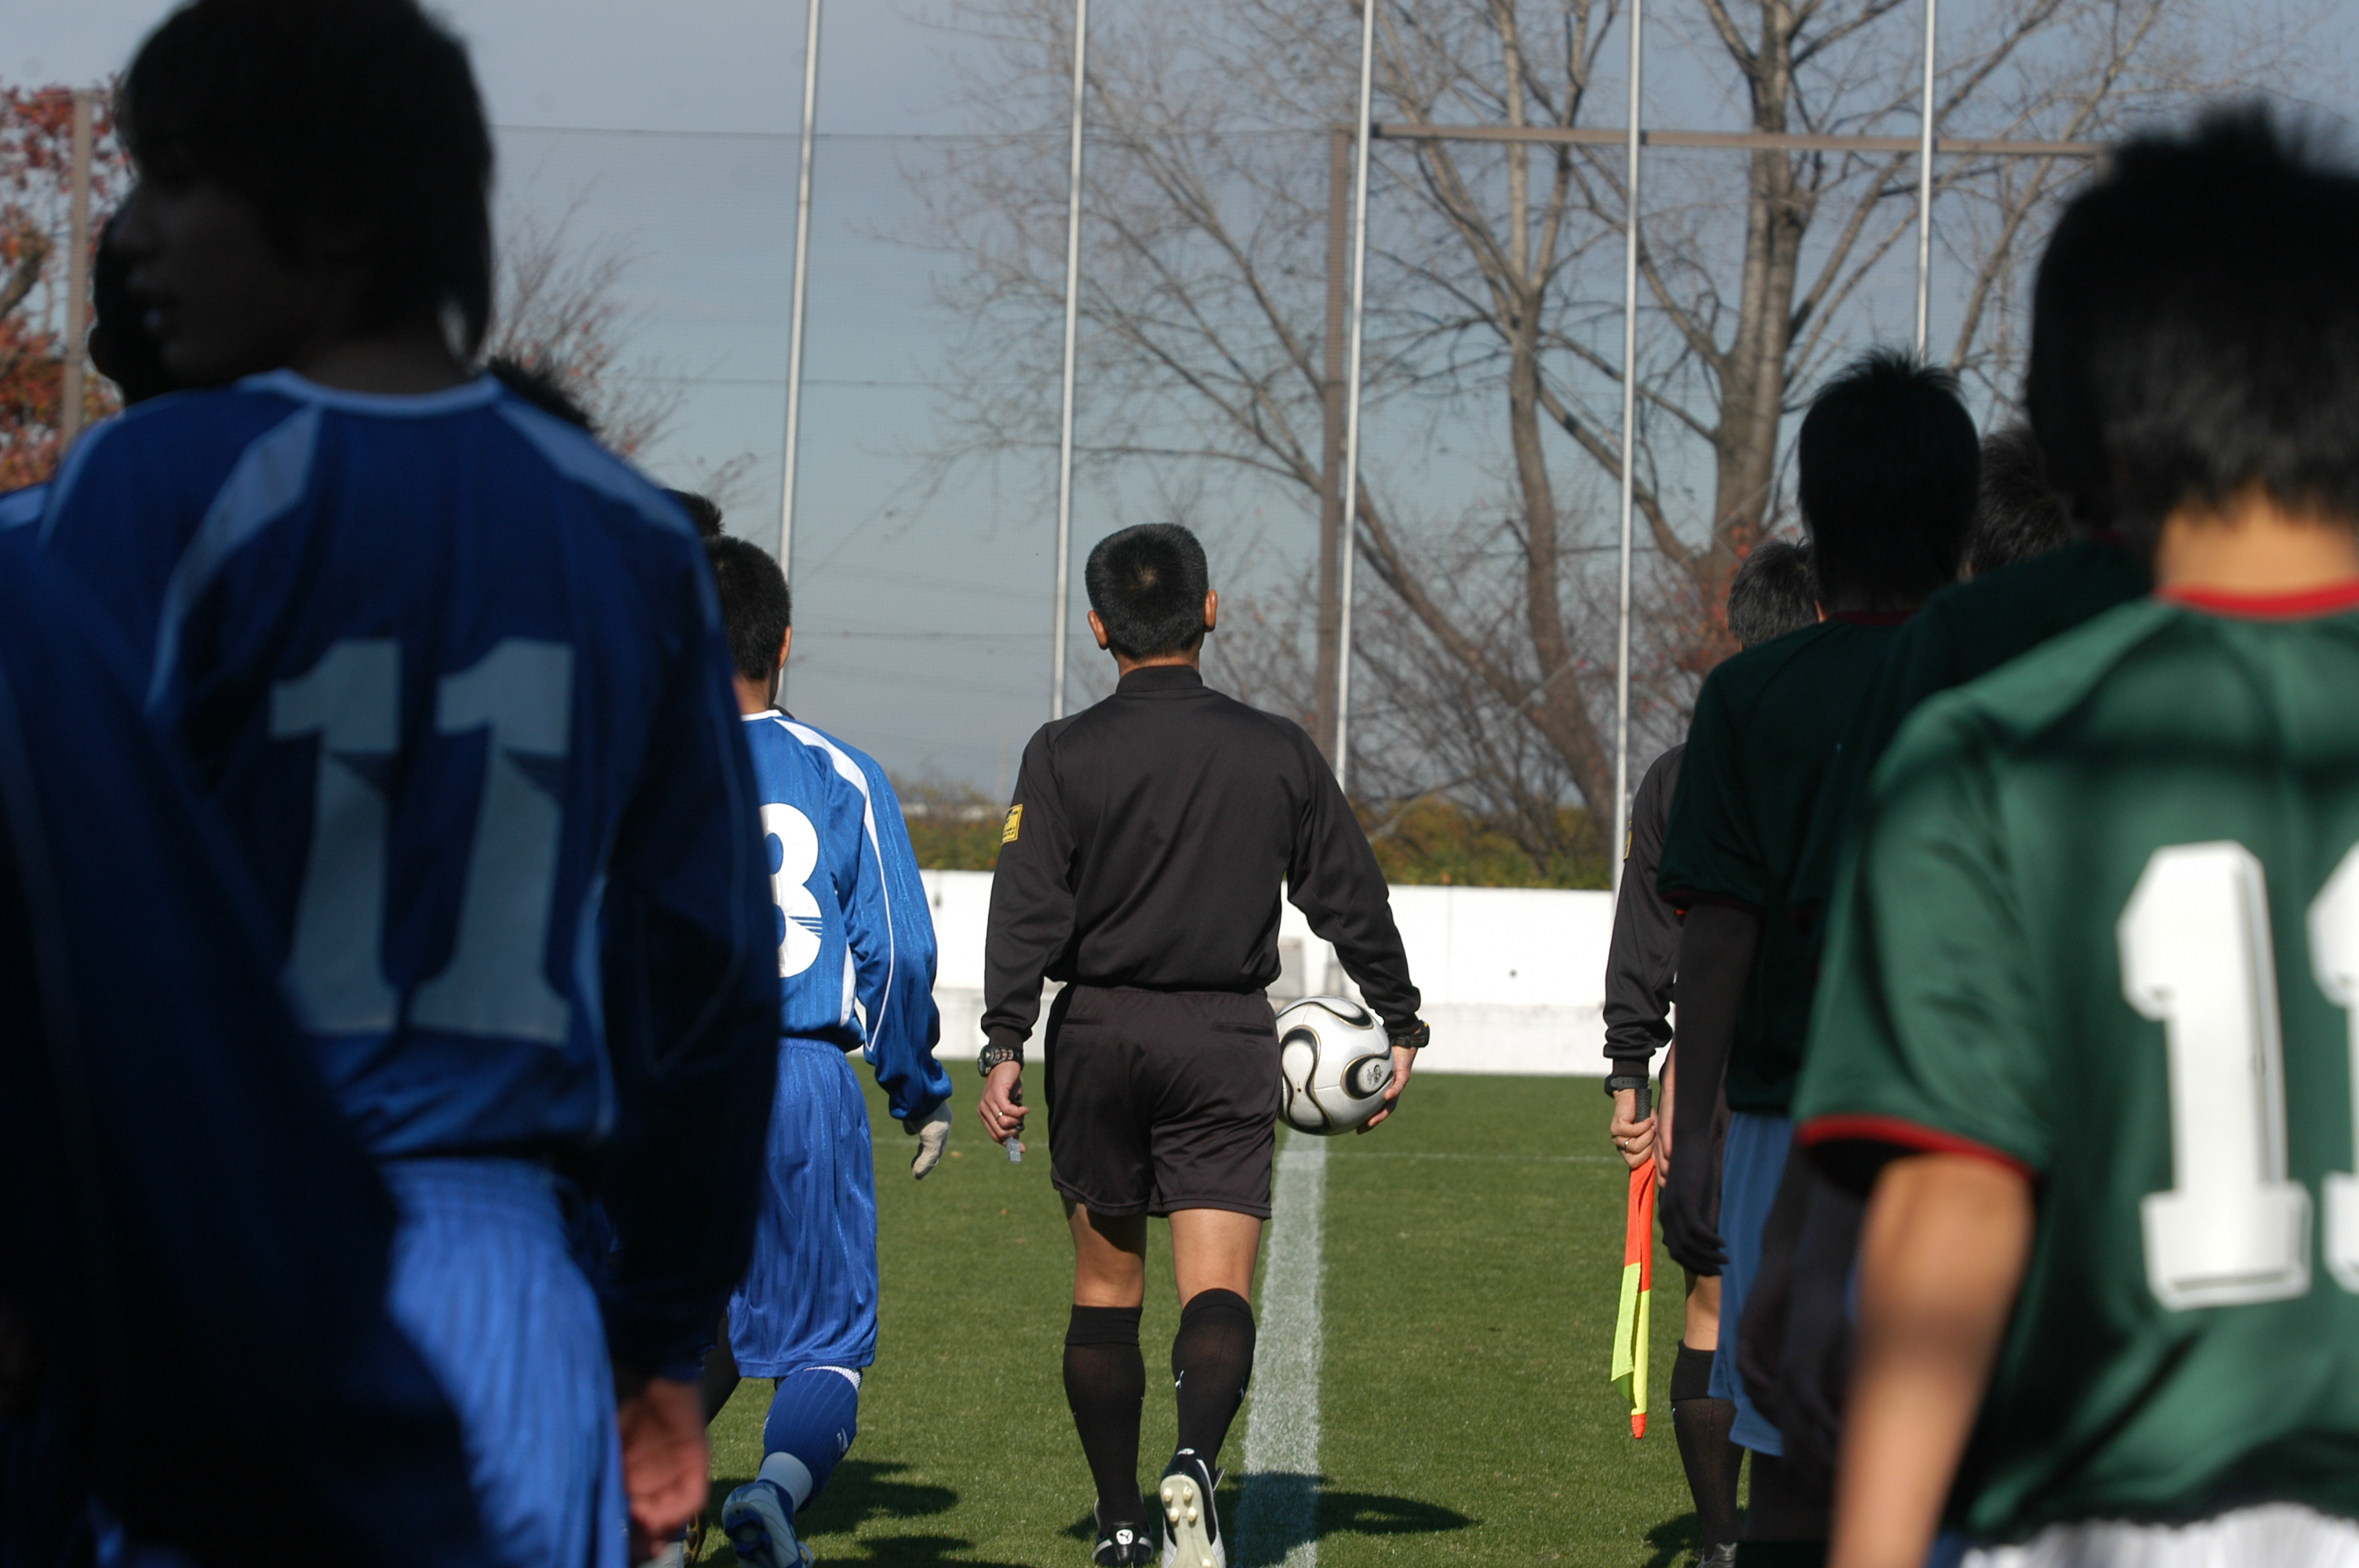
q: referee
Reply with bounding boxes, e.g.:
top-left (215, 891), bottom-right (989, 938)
top-left (978, 524), bottom-right (1426, 1568)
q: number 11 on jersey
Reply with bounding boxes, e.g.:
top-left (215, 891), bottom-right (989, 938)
top-left (2123, 840), bottom-right (2359, 1309)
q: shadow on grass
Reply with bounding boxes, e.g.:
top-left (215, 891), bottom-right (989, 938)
top-left (1051, 1473), bottom-right (1469, 1567)
top-left (701, 1461), bottom-right (1031, 1566)
top-left (1234, 1472), bottom-right (1474, 1568)
top-left (1641, 1508), bottom-right (1703, 1568)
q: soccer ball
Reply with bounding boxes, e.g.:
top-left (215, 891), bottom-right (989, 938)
top-left (1277, 996), bottom-right (1394, 1134)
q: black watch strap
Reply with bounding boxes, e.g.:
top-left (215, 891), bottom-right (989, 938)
top-left (1605, 1073), bottom-right (1649, 1096)
top-left (1387, 1020), bottom-right (1430, 1052)
top-left (977, 1041), bottom-right (1023, 1076)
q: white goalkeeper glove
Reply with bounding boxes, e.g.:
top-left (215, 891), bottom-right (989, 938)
top-left (906, 1102), bottom-right (953, 1180)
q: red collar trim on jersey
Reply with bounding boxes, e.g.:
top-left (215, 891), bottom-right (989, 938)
top-left (1827, 610), bottom-right (1915, 626)
top-left (2158, 580), bottom-right (2359, 619)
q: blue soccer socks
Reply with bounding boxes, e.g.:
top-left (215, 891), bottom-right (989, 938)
top-left (758, 1366), bottom-right (863, 1512)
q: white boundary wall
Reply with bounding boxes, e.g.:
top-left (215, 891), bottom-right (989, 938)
top-left (921, 869), bottom-right (1616, 1076)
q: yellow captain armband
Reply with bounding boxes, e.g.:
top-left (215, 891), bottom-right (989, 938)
top-left (1001, 804), bottom-right (1023, 844)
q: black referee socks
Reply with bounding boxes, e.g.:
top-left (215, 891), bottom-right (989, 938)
top-left (1670, 1341), bottom-right (1743, 1551)
top-left (1172, 1287), bottom-right (1256, 1464)
top-left (1065, 1305), bottom-right (1148, 1526)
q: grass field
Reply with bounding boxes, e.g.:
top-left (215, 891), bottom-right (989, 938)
top-left (696, 1073), bottom-right (1702, 1566)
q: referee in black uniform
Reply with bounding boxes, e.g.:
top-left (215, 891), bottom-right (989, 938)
top-left (978, 524), bottom-right (1426, 1568)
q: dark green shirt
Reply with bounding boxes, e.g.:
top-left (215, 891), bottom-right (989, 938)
top-left (1790, 538), bottom-right (2149, 913)
top-left (1795, 586), bottom-right (2359, 1541)
top-left (1656, 615), bottom-right (1902, 1113)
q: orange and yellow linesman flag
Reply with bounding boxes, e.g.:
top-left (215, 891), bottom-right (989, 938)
top-left (1609, 1156), bottom-right (1656, 1438)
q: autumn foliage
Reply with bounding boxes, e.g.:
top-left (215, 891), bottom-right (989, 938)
top-left (1, 83), bottom-right (130, 492)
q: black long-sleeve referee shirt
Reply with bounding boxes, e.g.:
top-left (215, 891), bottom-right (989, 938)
top-left (1602, 742), bottom-right (1683, 1076)
top-left (982, 664), bottom-right (1421, 1055)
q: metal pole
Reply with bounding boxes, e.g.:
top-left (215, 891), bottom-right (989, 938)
top-left (60, 90), bottom-right (94, 452)
top-left (1612, 1), bottom-right (1642, 898)
top-left (1914, 0), bottom-right (1937, 355)
top-left (1051, 0), bottom-right (1089, 720)
top-left (1333, 0), bottom-right (1378, 793)
top-left (780, 0), bottom-right (823, 584)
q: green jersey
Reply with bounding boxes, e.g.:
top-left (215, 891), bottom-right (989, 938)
top-left (1658, 615), bottom-right (1903, 1112)
top-left (1789, 538), bottom-right (2150, 914)
top-left (1794, 583), bottom-right (2359, 1541)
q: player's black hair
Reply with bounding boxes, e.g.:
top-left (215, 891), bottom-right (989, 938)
top-left (706, 535), bottom-right (794, 685)
top-left (665, 490), bottom-right (725, 540)
top-left (1796, 349), bottom-right (1979, 606)
top-left (1727, 539), bottom-right (1818, 648)
top-left (487, 357), bottom-right (597, 433)
top-left (1084, 524), bottom-right (1211, 662)
top-left (1965, 426), bottom-right (2074, 576)
top-left (89, 210), bottom-right (178, 405)
top-left (118, 0), bottom-right (495, 357)
top-left (2027, 107), bottom-right (2359, 540)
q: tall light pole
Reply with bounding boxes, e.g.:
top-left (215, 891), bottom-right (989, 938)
top-left (1050, 0), bottom-right (1090, 719)
top-left (1914, 0), bottom-right (1938, 354)
top-left (1332, 0), bottom-right (1379, 792)
top-left (779, 0), bottom-right (823, 591)
top-left (1611, 1), bottom-right (1643, 897)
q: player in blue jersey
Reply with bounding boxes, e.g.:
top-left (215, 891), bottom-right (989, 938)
top-left (39, 5), bottom-right (779, 1563)
top-left (0, 528), bottom-right (490, 1568)
top-left (690, 534), bottom-right (955, 1568)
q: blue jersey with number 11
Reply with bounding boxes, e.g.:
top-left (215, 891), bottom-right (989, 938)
top-left (37, 371), bottom-right (773, 1163)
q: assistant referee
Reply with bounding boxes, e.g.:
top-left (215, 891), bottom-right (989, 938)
top-left (978, 524), bottom-right (1426, 1568)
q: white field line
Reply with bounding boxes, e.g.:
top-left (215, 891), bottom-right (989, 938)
top-left (1238, 1133), bottom-right (1326, 1568)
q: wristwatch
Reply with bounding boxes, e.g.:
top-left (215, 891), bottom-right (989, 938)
top-left (977, 1040), bottom-right (1023, 1076)
top-left (1387, 1020), bottom-right (1430, 1052)
top-left (1604, 1073), bottom-right (1649, 1097)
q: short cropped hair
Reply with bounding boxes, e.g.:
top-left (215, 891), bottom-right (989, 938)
top-left (1727, 539), bottom-right (1818, 648)
top-left (121, 0), bottom-right (496, 356)
top-left (706, 536), bottom-right (793, 685)
top-left (91, 212), bottom-right (178, 405)
top-left (1797, 349), bottom-right (1979, 604)
top-left (488, 358), bottom-right (596, 433)
top-left (1084, 524), bottom-right (1210, 661)
top-left (664, 490), bottom-right (725, 540)
top-left (2027, 107), bottom-right (2359, 541)
top-left (1965, 426), bottom-right (2073, 576)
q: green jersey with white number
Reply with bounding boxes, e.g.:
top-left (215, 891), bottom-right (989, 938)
top-left (1794, 583), bottom-right (2359, 1541)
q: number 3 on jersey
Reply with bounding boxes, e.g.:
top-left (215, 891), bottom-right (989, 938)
top-left (271, 637), bottom-right (573, 1043)
top-left (2121, 840), bottom-right (2359, 1309)
top-left (764, 803), bottom-right (825, 978)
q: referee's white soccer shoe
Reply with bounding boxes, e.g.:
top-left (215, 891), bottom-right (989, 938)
top-left (1158, 1450), bottom-right (1225, 1568)
top-left (722, 1478), bottom-right (815, 1568)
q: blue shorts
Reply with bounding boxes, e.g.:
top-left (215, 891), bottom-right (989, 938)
top-left (383, 1158), bottom-right (623, 1568)
top-left (1710, 1110), bottom-right (1793, 1457)
top-left (728, 1038), bottom-right (880, 1377)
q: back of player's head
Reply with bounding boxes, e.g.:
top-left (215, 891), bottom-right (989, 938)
top-left (120, 0), bottom-right (495, 356)
top-left (705, 536), bottom-right (793, 684)
top-left (90, 211), bottom-right (179, 405)
top-left (1797, 349), bottom-right (1979, 604)
top-left (1085, 524), bottom-right (1211, 661)
top-left (488, 357), bottom-right (597, 434)
top-left (1727, 539), bottom-right (1817, 648)
top-left (1965, 426), bottom-right (2073, 576)
top-left (2027, 107), bottom-right (2359, 539)
top-left (664, 490), bottom-right (725, 540)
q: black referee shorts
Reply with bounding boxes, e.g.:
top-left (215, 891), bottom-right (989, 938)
top-left (1044, 985), bottom-right (1280, 1220)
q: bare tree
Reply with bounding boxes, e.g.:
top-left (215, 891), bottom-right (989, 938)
top-left (484, 209), bottom-right (681, 458)
top-left (918, 0), bottom-right (2301, 815)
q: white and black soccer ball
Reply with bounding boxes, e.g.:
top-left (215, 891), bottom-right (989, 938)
top-left (1276, 996), bottom-right (1394, 1134)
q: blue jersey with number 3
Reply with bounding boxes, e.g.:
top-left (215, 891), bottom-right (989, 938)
top-left (37, 372), bottom-right (772, 1163)
top-left (742, 712), bottom-right (950, 1122)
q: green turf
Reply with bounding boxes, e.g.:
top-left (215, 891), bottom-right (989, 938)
top-left (697, 1074), bottom-right (1700, 1566)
